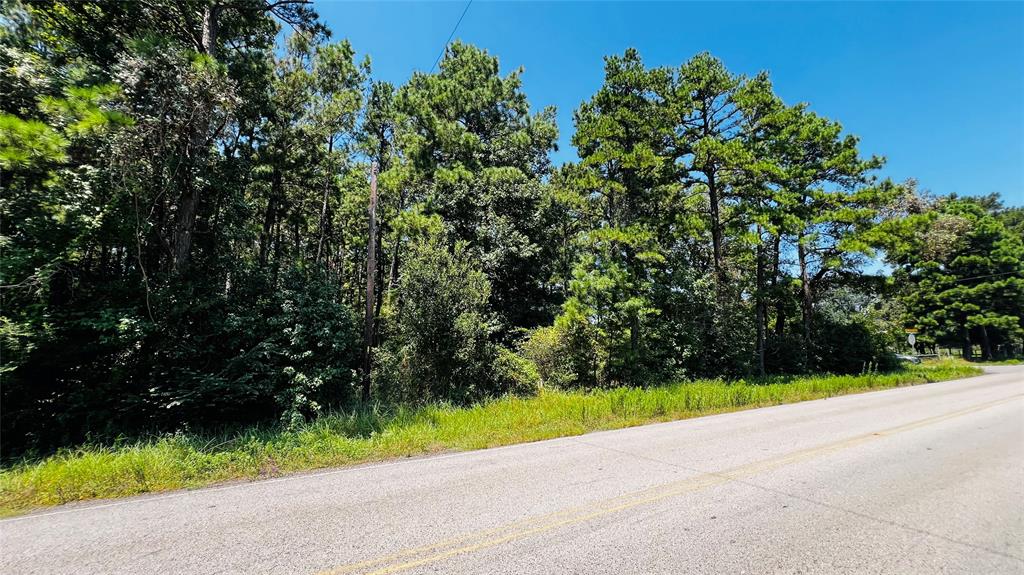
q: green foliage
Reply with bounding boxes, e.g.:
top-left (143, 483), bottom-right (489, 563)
top-left (0, 0), bottom-right (360, 457)
top-left (681, 280), bottom-right (757, 379)
top-left (492, 347), bottom-right (542, 396)
top-left (558, 49), bottom-right (691, 386)
top-left (0, 113), bottom-right (68, 167)
top-left (519, 325), bottom-right (582, 389)
top-left (875, 191), bottom-right (1024, 359)
top-left (373, 238), bottom-right (497, 404)
top-left (0, 362), bottom-right (979, 516)
top-left (1, 0), bottom-right (1017, 469)
top-left (813, 316), bottom-right (898, 375)
top-left (396, 42), bottom-right (561, 331)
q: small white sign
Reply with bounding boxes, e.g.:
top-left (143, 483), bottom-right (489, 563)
top-left (907, 333), bottom-right (916, 346)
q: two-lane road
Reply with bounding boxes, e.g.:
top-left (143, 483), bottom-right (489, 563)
top-left (3, 366), bottom-right (1023, 574)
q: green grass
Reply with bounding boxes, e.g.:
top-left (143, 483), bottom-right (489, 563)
top-left (966, 358), bottom-right (1022, 366)
top-left (0, 362), bottom-right (980, 517)
top-left (926, 356), bottom-right (1022, 366)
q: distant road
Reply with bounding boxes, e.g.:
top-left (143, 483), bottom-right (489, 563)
top-left (3, 366), bottom-right (1022, 574)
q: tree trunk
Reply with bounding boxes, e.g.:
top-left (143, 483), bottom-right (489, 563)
top-left (362, 163), bottom-right (379, 403)
top-left (171, 180), bottom-right (199, 272)
top-left (629, 312), bottom-right (640, 382)
top-left (259, 169), bottom-right (282, 268)
top-left (170, 4), bottom-right (219, 273)
top-left (274, 216), bottom-right (282, 284)
top-left (960, 320), bottom-right (973, 361)
top-left (707, 169), bottom-right (725, 285)
top-left (772, 234), bottom-right (785, 338)
top-left (315, 138), bottom-right (334, 264)
top-left (387, 241), bottom-right (401, 294)
top-left (372, 240), bottom-right (385, 344)
top-left (755, 226), bottom-right (766, 376)
top-left (797, 235), bottom-right (813, 369)
top-left (979, 325), bottom-right (992, 361)
top-left (100, 242), bottom-right (111, 278)
top-left (386, 187), bottom-right (408, 299)
top-left (201, 5), bottom-right (220, 57)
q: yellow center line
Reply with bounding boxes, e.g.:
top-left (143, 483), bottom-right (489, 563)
top-left (320, 505), bottom-right (588, 574)
top-left (318, 394), bottom-right (1022, 575)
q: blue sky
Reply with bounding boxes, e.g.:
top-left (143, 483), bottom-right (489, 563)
top-left (316, 1), bottom-right (1024, 206)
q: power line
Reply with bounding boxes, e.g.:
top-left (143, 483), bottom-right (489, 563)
top-left (950, 270), bottom-right (1023, 283)
top-left (912, 270), bottom-right (1023, 283)
top-left (430, 0), bottom-right (472, 73)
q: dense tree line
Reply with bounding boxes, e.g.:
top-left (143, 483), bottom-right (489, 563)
top-left (2, 1), bottom-right (1021, 456)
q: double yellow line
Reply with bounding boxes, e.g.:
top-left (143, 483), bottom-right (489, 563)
top-left (318, 394), bottom-right (1021, 575)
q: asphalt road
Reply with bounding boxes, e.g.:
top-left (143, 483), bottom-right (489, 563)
top-left (3, 366), bottom-right (1023, 575)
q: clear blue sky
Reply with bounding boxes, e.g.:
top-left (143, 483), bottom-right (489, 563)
top-left (316, 1), bottom-right (1024, 206)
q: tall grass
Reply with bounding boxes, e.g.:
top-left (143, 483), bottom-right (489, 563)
top-left (966, 358), bottom-right (1021, 366)
top-left (0, 362), bottom-right (980, 516)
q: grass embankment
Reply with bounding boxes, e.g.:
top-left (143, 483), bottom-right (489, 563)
top-left (0, 361), bottom-right (980, 517)
top-left (967, 358), bottom-right (1022, 366)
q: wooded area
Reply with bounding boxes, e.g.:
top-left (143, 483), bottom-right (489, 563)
top-left (2, 0), bottom-right (1022, 458)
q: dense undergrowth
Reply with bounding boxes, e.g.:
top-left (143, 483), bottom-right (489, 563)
top-left (0, 361), bottom-right (980, 517)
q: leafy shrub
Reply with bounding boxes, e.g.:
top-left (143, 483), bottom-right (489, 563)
top-left (519, 325), bottom-right (579, 388)
top-left (814, 316), bottom-right (898, 374)
top-left (2, 270), bottom-right (363, 457)
top-left (492, 347), bottom-right (541, 396)
top-left (373, 237), bottom-right (498, 404)
top-left (145, 271), bottom-right (361, 427)
top-left (765, 332), bottom-right (809, 374)
top-left (675, 277), bottom-right (755, 380)
top-left (812, 289), bottom-right (900, 374)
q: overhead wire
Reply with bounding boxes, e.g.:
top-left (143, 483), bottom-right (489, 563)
top-left (429, 0), bottom-right (473, 73)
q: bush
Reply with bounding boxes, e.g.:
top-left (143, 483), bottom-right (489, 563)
top-left (144, 271), bottom-right (362, 428)
top-left (373, 237), bottom-right (498, 404)
top-left (1, 269), bottom-right (363, 458)
top-left (533, 273), bottom-right (751, 388)
top-left (678, 277), bottom-right (756, 379)
top-left (814, 317), bottom-right (898, 374)
top-left (0, 362), bottom-right (981, 516)
top-left (812, 289), bottom-right (900, 374)
top-left (519, 325), bottom-right (579, 388)
top-left (492, 347), bottom-right (541, 395)
top-left (765, 332), bottom-right (808, 374)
